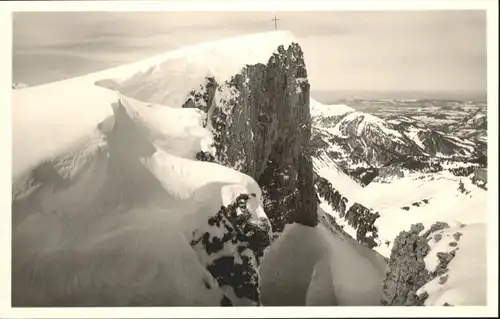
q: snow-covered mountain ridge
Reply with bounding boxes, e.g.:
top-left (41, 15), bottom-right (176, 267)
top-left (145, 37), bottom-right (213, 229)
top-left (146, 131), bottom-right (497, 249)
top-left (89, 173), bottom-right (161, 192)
top-left (11, 30), bottom-right (488, 307)
top-left (310, 100), bottom-right (486, 186)
top-left (308, 100), bottom-right (487, 306)
top-left (12, 31), bottom-right (389, 307)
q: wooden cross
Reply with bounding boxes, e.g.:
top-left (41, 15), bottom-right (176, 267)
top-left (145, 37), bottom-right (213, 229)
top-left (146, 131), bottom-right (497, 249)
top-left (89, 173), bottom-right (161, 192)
top-left (272, 14), bottom-right (280, 31)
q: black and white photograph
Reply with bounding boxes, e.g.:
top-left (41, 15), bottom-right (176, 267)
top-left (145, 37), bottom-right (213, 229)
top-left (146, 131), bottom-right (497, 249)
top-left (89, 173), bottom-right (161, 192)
top-left (1, 0), bottom-right (498, 317)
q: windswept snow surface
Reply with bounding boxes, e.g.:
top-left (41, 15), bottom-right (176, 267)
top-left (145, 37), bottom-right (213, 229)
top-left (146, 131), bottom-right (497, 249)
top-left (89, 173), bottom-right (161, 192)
top-left (315, 155), bottom-right (487, 258)
top-left (418, 223), bottom-right (486, 306)
top-left (12, 206), bottom-right (224, 306)
top-left (12, 31), bottom-right (296, 306)
top-left (96, 31), bottom-right (295, 106)
top-left (118, 95), bottom-right (213, 158)
top-left (259, 222), bottom-right (387, 306)
top-left (12, 92), bottom-right (271, 305)
top-left (12, 80), bottom-right (116, 177)
top-left (13, 30), bottom-right (487, 307)
top-left (12, 31), bottom-right (295, 177)
top-left (366, 172), bottom-right (487, 256)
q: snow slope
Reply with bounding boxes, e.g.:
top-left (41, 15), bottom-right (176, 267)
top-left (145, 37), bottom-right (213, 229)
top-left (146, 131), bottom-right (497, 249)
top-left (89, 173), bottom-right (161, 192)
top-left (12, 31), bottom-right (295, 178)
top-left (12, 31), bottom-right (297, 306)
top-left (370, 172), bottom-right (487, 257)
top-left (310, 100), bottom-right (487, 250)
top-left (418, 223), bottom-right (486, 306)
top-left (12, 206), bottom-right (224, 306)
top-left (13, 29), bottom-right (487, 307)
top-left (259, 222), bottom-right (387, 306)
top-left (95, 31), bottom-right (295, 106)
top-left (311, 100), bottom-right (488, 307)
top-left (313, 152), bottom-right (366, 203)
top-left (12, 93), bottom-right (271, 305)
top-left (314, 154), bottom-right (487, 258)
top-left (13, 30), bottom-right (390, 307)
top-left (12, 79), bottom-right (116, 177)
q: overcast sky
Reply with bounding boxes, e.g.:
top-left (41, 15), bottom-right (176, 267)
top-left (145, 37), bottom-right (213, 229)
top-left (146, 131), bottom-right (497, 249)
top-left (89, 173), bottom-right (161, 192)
top-left (13, 11), bottom-right (486, 95)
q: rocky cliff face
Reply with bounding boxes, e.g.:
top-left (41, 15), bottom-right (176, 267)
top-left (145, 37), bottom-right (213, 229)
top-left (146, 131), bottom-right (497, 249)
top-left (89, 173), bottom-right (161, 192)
top-left (184, 43), bottom-right (318, 233)
top-left (181, 42), bottom-right (319, 305)
top-left (381, 222), bottom-right (454, 306)
top-left (314, 174), bottom-right (380, 248)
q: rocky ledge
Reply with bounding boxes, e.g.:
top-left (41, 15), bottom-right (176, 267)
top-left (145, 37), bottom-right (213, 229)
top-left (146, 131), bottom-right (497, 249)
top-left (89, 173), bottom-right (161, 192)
top-left (184, 43), bottom-right (318, 233)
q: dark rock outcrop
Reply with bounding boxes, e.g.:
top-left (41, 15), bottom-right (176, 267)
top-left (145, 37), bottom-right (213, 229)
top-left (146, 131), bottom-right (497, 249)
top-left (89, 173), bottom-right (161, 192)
top-left (381, 222), bottom-right (454, 306)
top-left (471, 167), bottom-right (487, 190)
top-left (345, 166), bottom-right (379, 186)
top-left (185, 43), bottom-right (318, 233)
top-left (189, 193), bottom-right (271, 306)
top-left (195, 151), bottom-right (216, 162)
top-left (184, 42), bottom-right (320, 305)
top-left (314, 174), bottom-right (380, 248)
top-left (448, 165), bottom-right (476, 177)
top-left (381, 223), bottom-right (431, 306)
top-left (383, 155), bottom-right (443, 173)
top-left (457, 180), bottom-right (470, 195)
top-left (182, 77), bottom-right (217, 113)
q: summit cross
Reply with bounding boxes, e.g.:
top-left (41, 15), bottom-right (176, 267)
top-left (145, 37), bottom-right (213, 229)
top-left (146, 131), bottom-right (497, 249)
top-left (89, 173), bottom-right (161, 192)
top-left (272, 14), bottom-right (280, 31)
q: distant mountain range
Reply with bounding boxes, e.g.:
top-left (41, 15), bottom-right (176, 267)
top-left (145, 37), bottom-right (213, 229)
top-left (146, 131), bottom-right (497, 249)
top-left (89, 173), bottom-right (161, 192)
top-left (311, 90), bottom-right (487, 104)
top-left (310, 99), bottom-right (486, 186)
top-left (11, 31), bottom-right (488, 308)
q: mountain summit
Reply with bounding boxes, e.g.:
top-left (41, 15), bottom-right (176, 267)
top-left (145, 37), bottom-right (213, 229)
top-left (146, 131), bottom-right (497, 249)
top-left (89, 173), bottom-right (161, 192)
top-left (11, 31), bottom-right (487, 307)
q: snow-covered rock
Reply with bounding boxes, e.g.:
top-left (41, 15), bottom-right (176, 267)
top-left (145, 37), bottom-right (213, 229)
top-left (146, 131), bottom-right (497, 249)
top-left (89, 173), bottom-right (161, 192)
top-left (381, 221), bottom-right (486, 306)
top-left (13, 30), bottom-right (382, 307)
top-left (96, 31), bottom-right (295, 107)
top-left (176, 42), bottom-right (318, 233)
top-left (12, 94), bottom-right (270, 306)
top-left (12, 31), bottom-right (303, 306)
top-left (11, 28), bottom-right (489, 308)
top-left (419, 223), bottom-right (486, 306)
